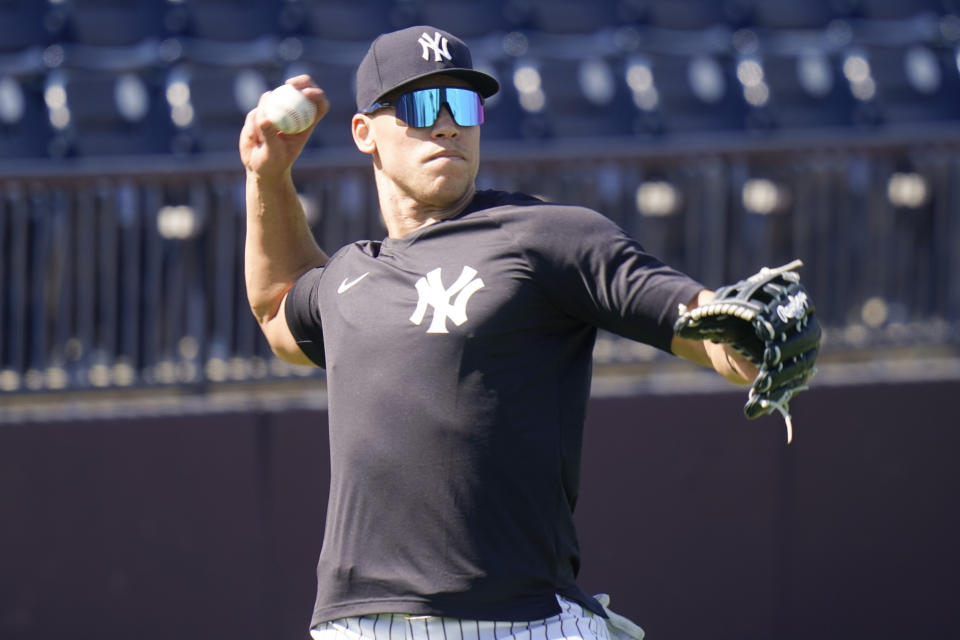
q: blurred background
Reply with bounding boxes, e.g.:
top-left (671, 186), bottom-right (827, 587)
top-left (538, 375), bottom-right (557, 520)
top-left (0, 0), bottom-right (958, 639)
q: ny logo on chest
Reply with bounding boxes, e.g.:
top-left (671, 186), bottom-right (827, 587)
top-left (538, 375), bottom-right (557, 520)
top-left (409, 266), bottom-right (485, 334)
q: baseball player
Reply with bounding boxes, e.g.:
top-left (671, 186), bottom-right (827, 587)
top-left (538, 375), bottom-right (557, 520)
top-left (239, 25), bottom-right (818, 640)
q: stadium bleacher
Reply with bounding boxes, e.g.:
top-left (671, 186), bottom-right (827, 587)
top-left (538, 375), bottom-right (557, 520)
top-left (2, 0), bottom-right (960, 392)
top-left (3, 0), bottom-right (960, 155)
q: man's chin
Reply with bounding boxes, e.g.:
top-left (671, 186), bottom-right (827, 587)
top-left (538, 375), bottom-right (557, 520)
top-left (423, 177), bottom-right (475, 208)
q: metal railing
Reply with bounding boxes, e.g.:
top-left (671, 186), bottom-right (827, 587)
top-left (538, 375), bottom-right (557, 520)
top-left (2, 128), bottom-right (959, 394)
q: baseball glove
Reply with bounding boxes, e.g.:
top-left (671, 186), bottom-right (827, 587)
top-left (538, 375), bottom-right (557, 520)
top-left (674, 260), bottom-right (821, 443)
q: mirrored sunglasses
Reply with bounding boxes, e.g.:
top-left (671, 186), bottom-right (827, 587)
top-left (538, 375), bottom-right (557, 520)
top-left (363, 87), bottom-right (485, 128)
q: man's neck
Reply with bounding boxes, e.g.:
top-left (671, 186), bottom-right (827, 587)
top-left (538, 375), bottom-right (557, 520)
top-left (378, 182), bottom-right (476, 239)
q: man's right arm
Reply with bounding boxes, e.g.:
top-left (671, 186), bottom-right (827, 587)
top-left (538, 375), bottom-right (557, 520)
top-left (240, 75), bottom-right (329, 365)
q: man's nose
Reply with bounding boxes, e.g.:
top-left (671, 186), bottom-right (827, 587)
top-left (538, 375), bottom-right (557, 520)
top-left (431, 104), bottom-right (459, 137)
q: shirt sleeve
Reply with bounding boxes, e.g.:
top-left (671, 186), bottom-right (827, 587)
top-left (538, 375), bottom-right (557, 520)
top-left (284, 266), bottom-right (327, 368)
top-left (512, 204), bottom-right (704, 353)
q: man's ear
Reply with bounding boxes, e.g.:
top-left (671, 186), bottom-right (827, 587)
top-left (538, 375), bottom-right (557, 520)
top-left (352, 113), bottom-right (376, 155)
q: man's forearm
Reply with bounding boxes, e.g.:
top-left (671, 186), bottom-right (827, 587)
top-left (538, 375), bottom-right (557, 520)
top-left (244, 170), bottom-right (327, 324)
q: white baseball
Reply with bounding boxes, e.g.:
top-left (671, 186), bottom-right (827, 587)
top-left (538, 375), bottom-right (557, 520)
top-left (263, 84), bottom-right (317, 134)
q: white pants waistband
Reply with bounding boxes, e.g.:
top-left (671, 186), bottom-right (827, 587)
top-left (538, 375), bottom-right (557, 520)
top-left (310, 596), bottom-right (611, 640)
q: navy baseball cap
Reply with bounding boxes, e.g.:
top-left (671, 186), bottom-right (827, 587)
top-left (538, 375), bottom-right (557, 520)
top-left (355, 26), bottom-right (499, 112)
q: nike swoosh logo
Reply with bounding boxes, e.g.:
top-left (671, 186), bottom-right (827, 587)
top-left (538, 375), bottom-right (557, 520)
top-left (337, 272), bottom-right (370, 294)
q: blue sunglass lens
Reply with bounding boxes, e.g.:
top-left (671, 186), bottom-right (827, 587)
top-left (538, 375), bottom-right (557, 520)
top-left (395, 88), bottom-right (484, 128)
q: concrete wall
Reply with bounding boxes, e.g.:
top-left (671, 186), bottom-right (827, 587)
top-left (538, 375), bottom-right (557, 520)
top-left (2, 380), bottom-right (957, 639)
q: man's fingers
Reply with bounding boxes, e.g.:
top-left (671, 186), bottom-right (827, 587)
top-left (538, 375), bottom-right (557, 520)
top-left (241, 108), bottom-right (258, 140)
top-left (284, 74), bottom-right (315, 90)
top-left (307, 89), bottom-right (330, 121)
top-left (296, 87), bottom-right (329, 123)
top-left (281, 76), bottom-right (330, 122)
top-left (251, 91), bottom-right (282, 136)
top-left (239, 108), bottom-right (265, 155)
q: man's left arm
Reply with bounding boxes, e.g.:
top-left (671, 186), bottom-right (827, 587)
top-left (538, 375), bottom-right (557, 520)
top-left (670, 289), bottom-right (759, 385)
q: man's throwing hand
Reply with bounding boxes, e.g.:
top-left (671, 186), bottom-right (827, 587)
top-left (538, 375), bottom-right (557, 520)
top-left (239, 75), bottom-right (329, 179)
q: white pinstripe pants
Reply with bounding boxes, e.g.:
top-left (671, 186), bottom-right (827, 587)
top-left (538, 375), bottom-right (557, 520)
top-left (310, 596), bottom-right (611, 640)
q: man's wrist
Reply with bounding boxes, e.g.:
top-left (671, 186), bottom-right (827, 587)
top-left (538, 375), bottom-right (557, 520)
top-left (247, 166), bottom-right (293, 187)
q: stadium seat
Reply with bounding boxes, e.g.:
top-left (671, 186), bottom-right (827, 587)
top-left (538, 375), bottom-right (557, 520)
top-left (634, 51), bottom-right (746, 136)
top-left (302, 0), bottom-right (403, 41)
top-left (762, 50), bottom-right (856, 130)
top-left (855, 0), bottom-right (948, 20)
top-left (177, 0), bottom-right (280, 41)
top-left (0, 73), bottom-right (51, 158)
top-left (417, 0), bottom-right (513, 38)
top-left (537, 55), bottom-right (633, 138)
top-left (864, 43), bottom-right (960, 125)
top-left (750, 0), bottom-right (841, 29)
top-left (524, 0), bottom-right (621, 34)
top-left (169, 60), bottom-right (279, 154)
top-left (59, 0), bottom-right (167, 47)
top-left (644, 0), bottom-right (744, 30)
top-left (46, 66), bottom-right (171, 157)
top-left (0, 0), bottom-right (49, 52)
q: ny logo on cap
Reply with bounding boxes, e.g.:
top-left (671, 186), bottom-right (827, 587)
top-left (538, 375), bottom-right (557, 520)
top-left (418, 31), bottom-right (451, 62)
